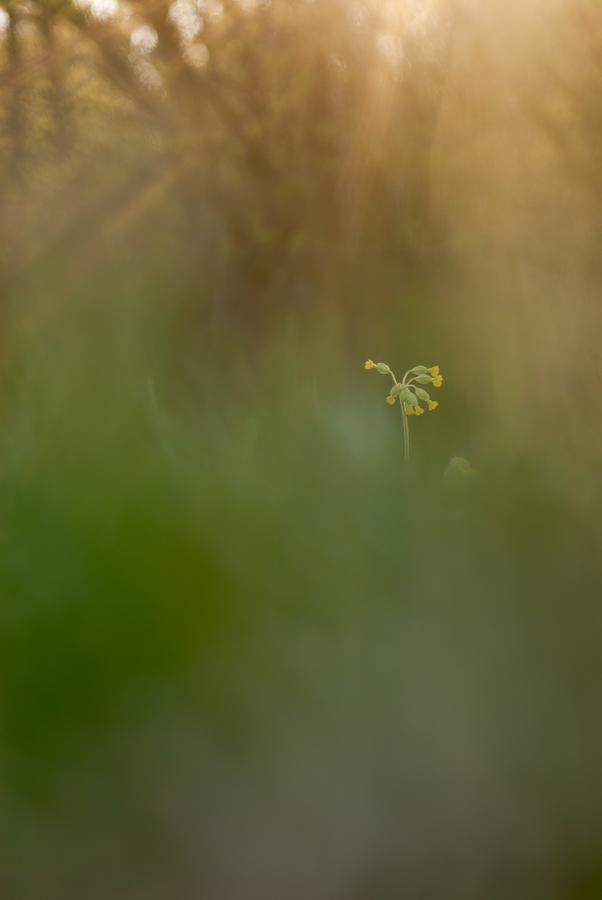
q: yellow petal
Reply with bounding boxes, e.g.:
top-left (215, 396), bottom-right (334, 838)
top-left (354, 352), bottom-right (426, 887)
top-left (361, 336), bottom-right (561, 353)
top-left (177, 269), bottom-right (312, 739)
top-left (365, 359), bottom-right (375, 370)
top-left (386, 395), bottom-right (396, 405)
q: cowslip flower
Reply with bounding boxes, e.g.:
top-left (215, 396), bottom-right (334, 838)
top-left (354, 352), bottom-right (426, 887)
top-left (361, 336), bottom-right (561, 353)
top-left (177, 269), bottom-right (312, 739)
top-left (364, 357), bottom-right (443, 463)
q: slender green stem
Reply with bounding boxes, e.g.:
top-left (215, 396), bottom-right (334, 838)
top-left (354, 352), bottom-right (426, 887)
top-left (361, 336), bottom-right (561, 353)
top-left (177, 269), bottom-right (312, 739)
top-left (400, 397), bottom-right (409, 463)
top-left (390, 371), bottom-right (410, 463)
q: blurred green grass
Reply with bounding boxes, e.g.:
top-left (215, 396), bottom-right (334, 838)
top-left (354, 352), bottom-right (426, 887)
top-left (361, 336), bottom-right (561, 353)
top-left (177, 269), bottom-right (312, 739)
top-left (0, 288), bottom-right (602, 898)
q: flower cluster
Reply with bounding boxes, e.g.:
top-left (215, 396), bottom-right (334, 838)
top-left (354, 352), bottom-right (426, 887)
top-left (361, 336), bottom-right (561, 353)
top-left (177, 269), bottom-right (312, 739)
top-left (365, 361), bottom-right (442, 415)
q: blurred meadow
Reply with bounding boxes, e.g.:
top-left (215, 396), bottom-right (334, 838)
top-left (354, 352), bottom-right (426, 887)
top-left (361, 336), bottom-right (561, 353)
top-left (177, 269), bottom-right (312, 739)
top-left (2, 0), bottom-right (602, 897)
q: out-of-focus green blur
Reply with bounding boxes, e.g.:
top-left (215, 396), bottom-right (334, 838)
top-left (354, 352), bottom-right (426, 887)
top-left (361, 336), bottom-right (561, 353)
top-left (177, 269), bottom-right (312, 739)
top-left (1, 0), bottom-right (602, 897)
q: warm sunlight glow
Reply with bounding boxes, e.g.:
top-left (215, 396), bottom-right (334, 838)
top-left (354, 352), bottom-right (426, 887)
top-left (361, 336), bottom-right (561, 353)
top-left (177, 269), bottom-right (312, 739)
top-left (76, 0), bottom-right (119, 20)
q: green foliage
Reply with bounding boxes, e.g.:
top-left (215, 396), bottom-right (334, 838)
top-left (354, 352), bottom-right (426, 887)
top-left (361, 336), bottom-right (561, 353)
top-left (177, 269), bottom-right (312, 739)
top-left (0, 304), bottom-right (599, 897)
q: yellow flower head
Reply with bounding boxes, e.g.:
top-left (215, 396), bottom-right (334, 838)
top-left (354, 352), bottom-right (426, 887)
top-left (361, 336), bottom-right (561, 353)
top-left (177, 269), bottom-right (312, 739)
top-left (404, 404), bottom-right (415, 415)
top-left (415, 405), bottom-right (425, 416)
top-left (427, 366), bottom-right (439, 376)
top-left (386, 395), bottom-right (396, 405)
top-left (428, 400), bottom-right (438, 411)
top-left (431, 375), bottom-right (443, 387)
top-left (365, 360), bottom-right (376, 370)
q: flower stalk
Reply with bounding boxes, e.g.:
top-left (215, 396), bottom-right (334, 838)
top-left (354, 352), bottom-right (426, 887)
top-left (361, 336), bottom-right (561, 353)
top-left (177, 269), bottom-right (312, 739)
top-left (364, 360), bottom-right (442, 463)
